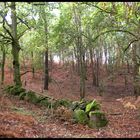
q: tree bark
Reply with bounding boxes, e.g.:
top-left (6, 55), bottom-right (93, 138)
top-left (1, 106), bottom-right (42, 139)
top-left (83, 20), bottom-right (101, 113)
top-left (44, 49), bottom-right (49, 90)
top-left (73, 4), bottom-right (85, 99)
top-left (31, 51), bottom-right (35, 78)
top-left (11, 2), bottom-right (22, 86)
top-left (1, 46), bottom-right (6, 85)
top-left (132, 43), bottom-right (140, 97)
top-left (89, 47), bottom-right (96, 86)
top-left (41, 3), bottom-right (49, 90)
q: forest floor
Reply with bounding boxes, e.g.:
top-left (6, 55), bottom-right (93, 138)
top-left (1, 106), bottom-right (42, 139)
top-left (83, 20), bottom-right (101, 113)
top-left (1, 63), bottom-right (140, 138)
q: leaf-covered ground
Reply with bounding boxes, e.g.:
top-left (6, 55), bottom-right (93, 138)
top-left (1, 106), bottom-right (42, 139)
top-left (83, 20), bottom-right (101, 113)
top-left (1, 64), bottom-right (140, 138)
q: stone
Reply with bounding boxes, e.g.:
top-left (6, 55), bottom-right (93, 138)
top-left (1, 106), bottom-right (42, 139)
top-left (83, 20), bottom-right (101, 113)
top-left (73, 109), bottom-right (89, 125)
top-left (88, 111), bottom-right (108, 128)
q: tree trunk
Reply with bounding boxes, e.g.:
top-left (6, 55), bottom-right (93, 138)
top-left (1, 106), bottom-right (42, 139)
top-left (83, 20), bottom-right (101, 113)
top-left (11, 2), bottom-right (22, 86)
top-left (49, 52), bottom-right (53, 72)
top-left (1, 46), bottom-right (6, 85)
top-left (79, 43), bottom-right (85, 99)
top-left (44, 49), bottom-right (49, 90)
top-left (96, 57), bottom-right (99, 87)
top-left (73, 4), bottom-right (85, 99)
top-left (41, 3), bottom-right (49, 90)
top-left (74, 45), bottom-right (80, 75)
top-left (31, 51), bottom-right (35, 78)
top-left (11, 43), bottom-right (22, 86)
top-left (89, 47), bottom-right (96, 86)
top-left (104, 45), bottom-right (108, 73)
top-left (132, 43), bottom-right (140, 97)
top-left (72, 51), bottom-right (75, 72)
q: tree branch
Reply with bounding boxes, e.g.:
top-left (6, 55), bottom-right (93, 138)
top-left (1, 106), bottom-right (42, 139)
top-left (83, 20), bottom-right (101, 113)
top-left (93, 29), bottom-right (139, 42)
top-left (123, 39), bottom-right (139, 52)
top-left (20, 70), bottom-right (42, 76)
top-left (82, 29), bottom-right (139, 44)
top-left (83, 2), bottom-right (116, 14)
top-left (20, 70), bottom-right (32, 76)
top-left (17, 16), bottom-right (31, 30)
top-left (0, 33), bottom-right (11, 40)
top-left (0, 13), bottom-right (12, 30)
top-left (17, 29), bottom-right (28, 40)
top-left (2, 18), bottom-right (14, 40)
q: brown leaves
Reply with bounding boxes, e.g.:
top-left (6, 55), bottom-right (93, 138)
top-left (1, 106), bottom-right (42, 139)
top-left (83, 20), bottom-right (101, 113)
top-left (0, 111), bottom-right (46, 138)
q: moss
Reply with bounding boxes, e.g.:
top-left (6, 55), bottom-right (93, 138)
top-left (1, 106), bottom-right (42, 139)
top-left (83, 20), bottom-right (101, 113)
top-left (73, 109), bottom-right (89, 125)
top-left (71, 100), bottom-right (93, 111)
top-left (88, 111), bottom-right (108, 128)
top-left (19, 92), bottom-right (27, 100)
top-left (58, 99), bottom-right (71, 107)
top-left (4, 85), bottom-right (14, 93)
top-left (25, 90), bottom-right (38, 104)
top-left (71, 101), bottom-right (79, 111)
top-left (4, 85), bottom-right (26, 96)
top-left (85, 100), bottom-right (100, 114)
top-left (39, 99), bottom-right (52, 108)
top-left (78, 99), bottom-right (90, 111)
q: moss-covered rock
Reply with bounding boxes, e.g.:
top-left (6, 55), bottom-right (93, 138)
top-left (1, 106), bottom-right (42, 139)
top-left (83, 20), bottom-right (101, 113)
top-left (39, 99), bottom-right (52, 108)
top-left (57, 99), bottom-right (71, 107)
top-left (4, 85), bottom-right (14, 93)
top-left (88, 111), bottom-right (108, 128)
top-left (71, 101), bottom-right (79, 111)
top-left (52, 99), bottom-right (72, 109)
top-left (19, 92), bottom-right (27, 100)
top-left (73, 109), bottom-right (89, 125)
top-left (85, 100), bottom-right (100, 114)
top-left (24, 90), bottom-right (38, 104)
top-left (71, 99), bottom-right (92, 111)
top-left (78, 99), bottom-right (91, 111)
top-left (4, 85), bottom-right (26, 96)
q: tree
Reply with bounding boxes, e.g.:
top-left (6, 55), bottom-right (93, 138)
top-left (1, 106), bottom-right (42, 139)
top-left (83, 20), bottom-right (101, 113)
top-left (0, 2), bottom-right (33, 86)
top-left (10, 2), bottom-right (22, 86)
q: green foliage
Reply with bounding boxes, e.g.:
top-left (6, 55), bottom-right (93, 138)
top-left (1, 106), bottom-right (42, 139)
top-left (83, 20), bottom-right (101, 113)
top-left (85, 100), bottom-right (101, 114)
top-left (88, 111), bottom-right (108, 128)
top-left (4, 85), bottom-right (26, 96)
top-left (73, 109), bottom-right (89, 125)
